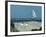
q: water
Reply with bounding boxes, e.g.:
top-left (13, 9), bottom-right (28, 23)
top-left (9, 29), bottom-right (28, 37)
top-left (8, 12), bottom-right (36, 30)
top-left (11, 18), bottom-right (41, 23)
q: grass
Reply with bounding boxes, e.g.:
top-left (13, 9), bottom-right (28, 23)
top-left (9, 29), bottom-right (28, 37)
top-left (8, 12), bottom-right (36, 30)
top-left (31, 27), bottom-right (42, 31)
top-left (10, 21), bottom-right (42, 32)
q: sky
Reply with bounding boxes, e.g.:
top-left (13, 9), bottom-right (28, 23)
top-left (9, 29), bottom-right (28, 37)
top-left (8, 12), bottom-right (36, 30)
top-left (10, 5), bottom-right (42, 19)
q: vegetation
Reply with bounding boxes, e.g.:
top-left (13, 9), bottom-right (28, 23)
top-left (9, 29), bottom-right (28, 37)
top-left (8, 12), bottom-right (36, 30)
top-left (31, 27), bottom-right (42, 31)
top-left (10, 19), bottom-right (42, 32)
top-left (10, 22), bottom-right (20, 32)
